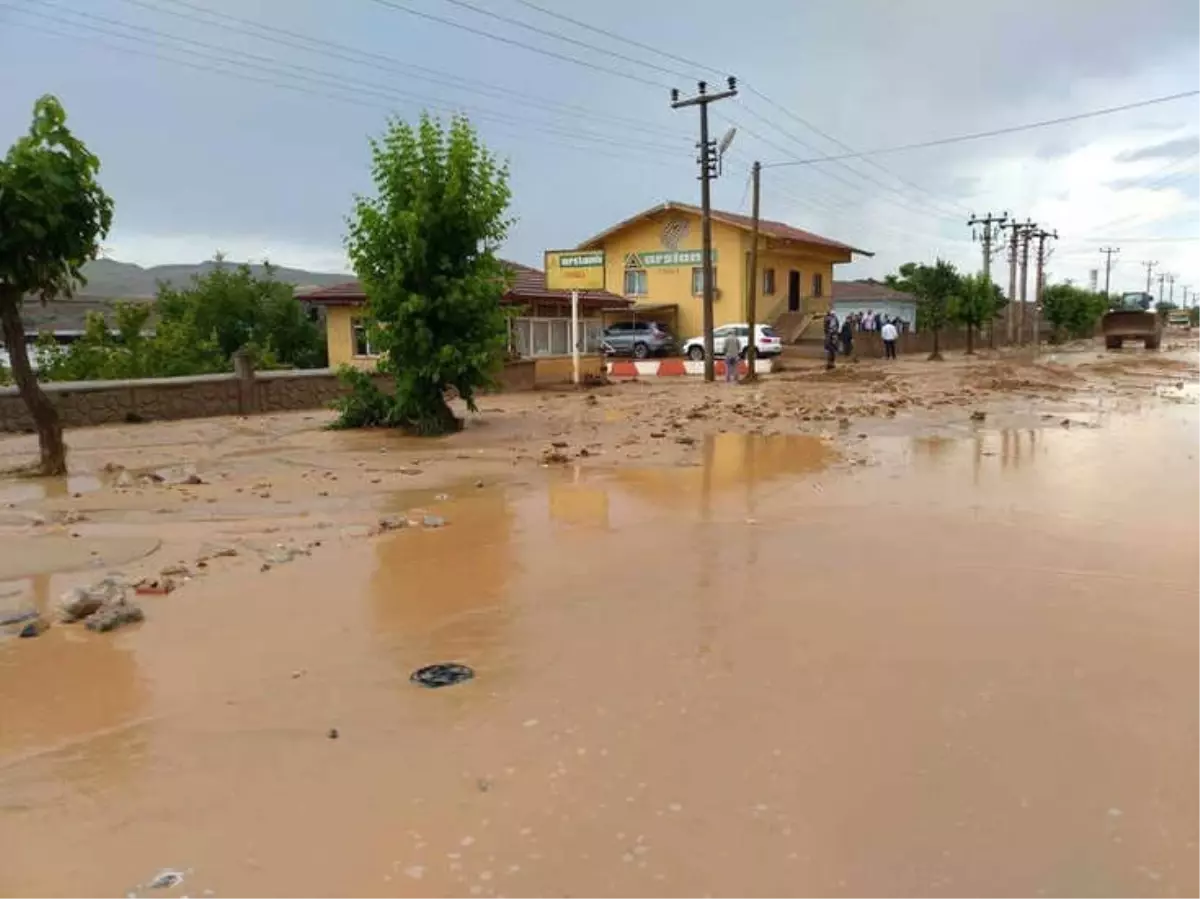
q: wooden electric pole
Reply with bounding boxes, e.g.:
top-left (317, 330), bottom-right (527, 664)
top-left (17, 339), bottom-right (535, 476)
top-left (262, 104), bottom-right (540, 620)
top-left (1143, 260), bottom-right (1158, 293)
top-left (1017, 220), bottom-right (1036, 346)
top-left (1003, 221), bottom-right (1020, 344)
top-left (1157, 272), bottom-right (1166, 305)
top-left (1099, 246), bottom-right (1119, 298)
top-left (745, 160), bottom-right (761, 381)
top-left (671, 77), bottom-right (738, 382)
top-left (1167, 273), bottom-right (1176, 305)
top-left (1032, 227), bottom-right (1057, 350)
top-left (968, 211), bottom-right (1008, 348)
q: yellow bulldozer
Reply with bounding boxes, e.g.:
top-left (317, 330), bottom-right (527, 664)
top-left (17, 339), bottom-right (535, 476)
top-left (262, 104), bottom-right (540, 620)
top-left (1102, 292), bottom-right (1162, 350)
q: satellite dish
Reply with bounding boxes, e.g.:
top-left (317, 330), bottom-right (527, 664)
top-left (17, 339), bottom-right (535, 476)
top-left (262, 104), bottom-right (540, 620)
top-left (717, 126), bottom-right (737, 158)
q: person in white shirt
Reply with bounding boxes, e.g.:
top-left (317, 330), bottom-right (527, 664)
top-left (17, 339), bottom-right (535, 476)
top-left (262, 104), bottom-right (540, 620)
top-left (880, 320), bottom-right (898, 359)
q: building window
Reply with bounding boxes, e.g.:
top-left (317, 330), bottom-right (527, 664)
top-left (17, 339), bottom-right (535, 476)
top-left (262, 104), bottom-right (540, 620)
top-left (352, 317), bottom-right (376, 356)
top-left (763, 268), bottom-right (776, 295)
top-left (812, 272), bottom-right (824, 297)
top-left (691, 266), bottom-right (717, 296)
top-left (624, 269), bottom-right (648, 296)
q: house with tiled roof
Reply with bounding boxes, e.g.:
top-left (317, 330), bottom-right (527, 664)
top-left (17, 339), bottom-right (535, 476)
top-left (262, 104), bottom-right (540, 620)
top-left (576, 201), bottom-right (871, 342)
top-left (298, 260), bottom-right (629, 373)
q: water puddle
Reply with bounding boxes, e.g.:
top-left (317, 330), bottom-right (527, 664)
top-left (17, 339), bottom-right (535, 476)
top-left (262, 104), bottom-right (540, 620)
top-left (0, 412), bottom-right (1194, 897)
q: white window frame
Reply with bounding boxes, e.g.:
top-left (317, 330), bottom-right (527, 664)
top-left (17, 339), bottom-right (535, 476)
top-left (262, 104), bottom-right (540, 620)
top-left (624, 269), bottom-right (648, 297)
top-left (351, 317), bottom-right (377, 357)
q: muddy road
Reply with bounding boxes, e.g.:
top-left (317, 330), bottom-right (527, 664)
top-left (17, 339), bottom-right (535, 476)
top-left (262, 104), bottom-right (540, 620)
top-left (0, 343), bottom-right (1196, 897)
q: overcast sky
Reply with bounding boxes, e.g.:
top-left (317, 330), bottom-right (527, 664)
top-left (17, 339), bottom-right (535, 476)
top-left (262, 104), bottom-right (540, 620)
top-left (2, 0), bottom-right (1197, 298)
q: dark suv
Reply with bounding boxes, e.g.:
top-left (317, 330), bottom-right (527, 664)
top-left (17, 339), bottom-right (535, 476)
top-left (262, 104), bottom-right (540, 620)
top-left (601, 321), bottom-right (674, 358)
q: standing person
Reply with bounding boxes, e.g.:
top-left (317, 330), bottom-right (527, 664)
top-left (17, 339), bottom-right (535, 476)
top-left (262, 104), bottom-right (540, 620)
top-left (880, 318), bottom-right (899, 360)
top-left (863, 310), bottom-right (874, 333)
top-left (840, 314), bottom-right (854, 357)
top-left (823, 309), bottom-right (839, 371)
top-left (722, 326), bottom-right (741, 383)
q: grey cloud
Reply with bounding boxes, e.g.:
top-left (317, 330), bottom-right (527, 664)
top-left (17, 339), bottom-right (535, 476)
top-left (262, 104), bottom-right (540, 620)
top-left (1115, 136), bottom-right (1200, 163)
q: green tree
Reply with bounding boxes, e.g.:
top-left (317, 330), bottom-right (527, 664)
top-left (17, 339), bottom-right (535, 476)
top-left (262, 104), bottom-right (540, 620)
top-left (0, 95), bottom-right (113, 474)
top-left (337, 113), bottom-right (512, 434)
top-left (949, 273), bottom-right (1002, 355)
top-left (886, 258), bottom-right (961, 360)
top-left (1042, 283), bottom-right (1108, 342)
top-left (155, 257), bottom-right (325, 369)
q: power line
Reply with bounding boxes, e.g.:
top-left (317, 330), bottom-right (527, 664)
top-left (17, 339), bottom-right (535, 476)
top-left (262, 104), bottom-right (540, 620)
top-left (104, 0), bottom-right (686, 141)
top-left (743, 84), bottom-right (967, 218)
top-left (727, 103), bottom-right (965, 225)
top-left (3, 11), bottom-right (690, 167)
top-left (432, 0), bottom-right (695, 81)
top-left (506, 0), bottom-right (724, 80)
top-left (762, 90), bottom-right (1200, 167)
top-left (364, 0), bottom-right (670, 89)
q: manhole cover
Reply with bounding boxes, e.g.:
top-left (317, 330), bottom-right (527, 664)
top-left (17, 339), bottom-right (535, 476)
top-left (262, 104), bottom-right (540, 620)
top-left (411, 663), bottom-right (475, 688)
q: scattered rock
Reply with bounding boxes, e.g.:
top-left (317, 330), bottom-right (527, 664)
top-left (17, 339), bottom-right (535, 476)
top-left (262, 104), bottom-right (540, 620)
top-left (58, 577), bottom-right (126, 623)
top-left (147, 870), bottom-right (184, 890)
top-left (197, 544), bottom-right (238, 562)
top-left (550, 440), bottom-right (568, 448)
top-left (674, 435), bottom-right (696, 446)
top-left (60, 509), bottom-right (88, 525)
top-left (542, 450), bottom-right (570, 465)
top-left (475, 479), bottom-right (485, 488)
top-left (422, 514), bottom-right (446, 528)
top-left (115, 471), bottom-right (135, 489)
top-left (327, 727), bottom-right (339, 740)
top-left (182, 473), bottom-right (204, 485)
top-left (136, 578), bottom-right (177, 596)
top-left (838, 418), bottom-right (851, 429)
top-left (377, 514), bottom-right (409, 532)
top-left (398, 467), bottom-right (423, 476)
top-left (263, 545), bottom-right (309, 565)
top-left (970, 410), bottom-right (987, 422)
top-left (84, 600), bottom-right (145, 633)
top-left (477, 777), bottom-right (492, 793)
top-left (18, 616), bottom-right (49, 638)
top-left (1061, 418), bottom-right (1072, 428)
top-left (160, 563), bottom-right (191, 578)
top-left (649, 432), bottom-right (666, 439)
top-left (260, 563), bottom-right (271, 573)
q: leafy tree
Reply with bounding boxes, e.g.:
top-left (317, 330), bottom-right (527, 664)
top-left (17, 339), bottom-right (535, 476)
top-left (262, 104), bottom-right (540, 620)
top-left (886, 258), bottom-right (961, 360)
top-left (155, 257), bottom-right (325, 369)
top-left (949, 273), bottom-right (1003, 355)
top-left (0, 95), bottom-right (113, 474)
top-left (1042, 283), bottom-right (1109, 342)
top-left (338, 113), bottom-right (512, 434)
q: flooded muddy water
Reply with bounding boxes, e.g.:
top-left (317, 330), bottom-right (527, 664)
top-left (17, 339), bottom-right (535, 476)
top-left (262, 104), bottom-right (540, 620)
top-left (0, 405), bottom-right (1196, 897)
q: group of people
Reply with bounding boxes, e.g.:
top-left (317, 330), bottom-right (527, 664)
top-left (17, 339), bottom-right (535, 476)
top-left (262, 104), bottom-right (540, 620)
top-left (822, 309), bottom-right (907, 369)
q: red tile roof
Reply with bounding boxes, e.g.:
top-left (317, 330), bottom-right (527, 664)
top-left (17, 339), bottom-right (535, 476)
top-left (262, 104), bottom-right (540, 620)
top-left (577, 201), bottom-right (872, 256)
top-left (298, 261), bottom-right (629, 309)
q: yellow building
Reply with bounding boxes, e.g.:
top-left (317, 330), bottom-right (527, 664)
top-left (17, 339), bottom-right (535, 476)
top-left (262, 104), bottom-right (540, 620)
top-left (576, 201), bottom-right (871, 340)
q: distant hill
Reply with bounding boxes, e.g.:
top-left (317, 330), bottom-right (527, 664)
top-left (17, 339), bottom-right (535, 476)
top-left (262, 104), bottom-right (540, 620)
top-left (77, 258), bottom-right (352, 298)
top-left (14, 258), bottom-right (353, 334)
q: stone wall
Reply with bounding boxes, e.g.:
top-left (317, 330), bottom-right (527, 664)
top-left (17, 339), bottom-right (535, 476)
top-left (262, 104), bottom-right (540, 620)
top-left (0, 360), bottom-right (540, 433)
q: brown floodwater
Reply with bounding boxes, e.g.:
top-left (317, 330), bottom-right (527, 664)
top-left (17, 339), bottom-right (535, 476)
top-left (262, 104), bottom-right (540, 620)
top-left (0, 405), bottom-right (1196, 897)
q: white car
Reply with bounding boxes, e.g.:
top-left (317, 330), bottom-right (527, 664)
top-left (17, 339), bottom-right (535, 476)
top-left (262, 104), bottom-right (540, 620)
top-left (681, 323), bottom-right (782, 360)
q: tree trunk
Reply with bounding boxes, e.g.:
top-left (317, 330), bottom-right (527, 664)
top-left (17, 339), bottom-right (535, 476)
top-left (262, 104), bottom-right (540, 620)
top-left (928, 327), bottom-right (943, 361)
top-left (965, 323), bottom-right (975, 355)
top-left (0, 296), bottom-right (67, 475)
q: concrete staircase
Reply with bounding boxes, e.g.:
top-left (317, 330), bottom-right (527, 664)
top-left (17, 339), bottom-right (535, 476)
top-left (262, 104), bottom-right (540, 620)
top-left (773, 311), bottom-right (815, 344)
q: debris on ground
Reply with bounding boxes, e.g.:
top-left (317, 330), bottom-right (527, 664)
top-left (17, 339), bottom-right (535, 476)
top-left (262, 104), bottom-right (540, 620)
top-left (377, 514), bottom-right (409, 532)
top-left (58, 577), bottom-right (126, 622)
top-left (135, 578), bottom-right (177, 596)
top-left (542, 449), bottom-right (570, 464)
top-left (84, 600), bottom-right (145, 633)
top-left (970, 410), bottom-right (987, 421)
top-left (182, 473), bottom-right (205, 485)
top-left (196, 544), bottom-right (238, 563)
top-left (327, 727), bottom-right (339, 740)
top-left (422, 514), bottom-right (446, 528)
top-left (18, 616), bottom-right (50, 638)
top-left (146, 869), bottom-right (184, 890)
top-left (262, 545), bottom-right (310, 565)
top-left (160, 563), bottom-right (191, 578)
top-left (411, 662), bottom-right (475, 688)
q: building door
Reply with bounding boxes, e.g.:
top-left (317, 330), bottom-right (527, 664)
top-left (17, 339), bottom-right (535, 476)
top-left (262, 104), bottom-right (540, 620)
top-left (787, 270), bottom-right (801, 311)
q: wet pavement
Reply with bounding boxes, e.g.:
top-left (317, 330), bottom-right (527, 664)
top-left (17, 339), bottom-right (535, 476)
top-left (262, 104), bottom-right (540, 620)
top-left (0, 349), bottom-right (1196, 897)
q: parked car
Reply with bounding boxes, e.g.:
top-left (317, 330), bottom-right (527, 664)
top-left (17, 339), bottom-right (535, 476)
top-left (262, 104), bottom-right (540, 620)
top-left (681, 324), bottom-right (782, 360)
top-left (601, 321), bottom-right (675, 358)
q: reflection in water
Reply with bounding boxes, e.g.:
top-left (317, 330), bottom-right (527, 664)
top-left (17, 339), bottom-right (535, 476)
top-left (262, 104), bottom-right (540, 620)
top-left (0, 473), bottom-right (102, 505)
top-left (548, 472), bottom-right (610, 529)
top-left (369, 488), bottom-right (514, 676)
top-left (615, 432), bottom-right (832, 503)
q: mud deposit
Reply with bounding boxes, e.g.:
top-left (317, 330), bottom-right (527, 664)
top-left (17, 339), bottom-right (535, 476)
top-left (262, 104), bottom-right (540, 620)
top-left (0, 342), bottom-right (1196, 897)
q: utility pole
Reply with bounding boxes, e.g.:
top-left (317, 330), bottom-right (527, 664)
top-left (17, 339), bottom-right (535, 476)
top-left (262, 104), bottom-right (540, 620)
top-left (1157, 272), bottom-right (1166, 305)
top-left (968, 211), bottom-right (1008, 348)
top-left (1143, 260), bottom-right (1158, 293)
top-left (1099, 246), bottom-right (1119, 299)
top-left (1032, 227), bottom-right (1057, 350)
top-left (1167, 273), bottom-right (1176, 305)
top-left (1017, 220), bottom-right (1036, 346)
top-left (671, 77), bottom-right (738, 382)
top-left (745, 160), bottom-right (761, 381)
top-left (1003, 221), bottom-right (1020, 344)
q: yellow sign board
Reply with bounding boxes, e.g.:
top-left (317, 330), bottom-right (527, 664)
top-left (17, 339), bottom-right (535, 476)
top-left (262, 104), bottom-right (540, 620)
top-left (544, 249), bottom-right (606, 291)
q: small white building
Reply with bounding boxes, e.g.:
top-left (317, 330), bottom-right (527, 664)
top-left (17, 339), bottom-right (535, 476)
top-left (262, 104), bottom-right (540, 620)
top-left (831, 280), bottom-right (917, 330)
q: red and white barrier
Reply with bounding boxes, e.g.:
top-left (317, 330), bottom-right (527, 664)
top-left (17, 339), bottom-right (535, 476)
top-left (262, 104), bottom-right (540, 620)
top-left (606, 358), bottom-right (777, 378)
